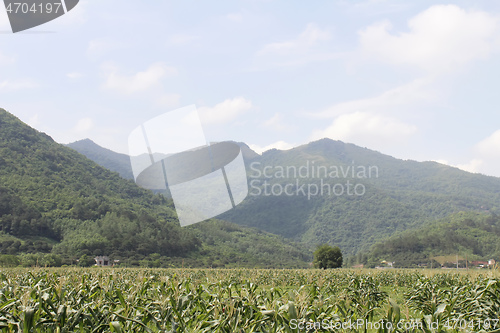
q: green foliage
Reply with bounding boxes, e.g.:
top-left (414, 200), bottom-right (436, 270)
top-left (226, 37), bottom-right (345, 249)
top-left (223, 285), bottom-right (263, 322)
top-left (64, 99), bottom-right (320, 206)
top-left (313, 244), bottom-right (342, 268)
top-left (67, 138), bottom-right (134, 179)
top-left (0, 109), bottom-right (199, 258)
top-left (66, 135), bottom-right (500, 260)
top-left (221, 138), bottom-right (500, 255)
top-left (0, 268), bottom-right (498, 332)
top-left (0, 254), bottom-right (19, 267)
top-left (78, 254), bottom-right (95, 267)
top-left (362, 212), bottom-right (500, 267)
top-left (188, 219), bottom-right (312, 268)
top-left (18, 253), bottom-right (62, 267)
top-left (0, 109), bottom-right (311, 268)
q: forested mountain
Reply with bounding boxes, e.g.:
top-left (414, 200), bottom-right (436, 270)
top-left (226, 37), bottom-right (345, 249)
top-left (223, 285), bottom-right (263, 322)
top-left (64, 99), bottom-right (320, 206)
top-left (66, 138), bottom-right (259, 181)
top-left (359, 212), bottom-right (500, 267)
top-left (0, 108), bottom-right (311, 267)
top-left (67, 134), bottom-right (500, 258)
top-left (67, 139), bottom-right (134, 179)
top-left (221, 139), bottom-right (500, 255)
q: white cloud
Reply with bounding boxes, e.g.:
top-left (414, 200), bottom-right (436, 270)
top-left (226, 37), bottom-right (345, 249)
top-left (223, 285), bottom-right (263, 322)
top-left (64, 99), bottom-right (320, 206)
top-left (477, 129), bottom-right (500, 157)
top-left (309, 78), bottom-right (432, 118)
top-left (433, 159), bottom-right (449, 165)
top-left (198, 97), bottom-right (252, 125)
top-left (74, 117), bottom-right (93, 133)
top-left (471, 130), bottom-right (500, 176)
top-left (249, 140), bottom-right (295, 154)
top-left (307, 78), bottom-right (427, 153)
top-left (435, 130), bottom-right (500, 176)
top-left (359, 5), bottom-right (500, 72)
top-left (0, 79), bottom-right (37, 91)
top-left (263, 113), bottom-right (293, 132)
top-left (310, 111), bottom-right (417, 148)
top-left (252, 23), bottom-right (338, 69)
top-left (456, 159), bottom-right (483, 173)
top-left (258, 23), bottom-right (331, 55)
top-left (434, 158), bottom-right (484, 174)
top-left (101, 63), bottom-right (177, 94)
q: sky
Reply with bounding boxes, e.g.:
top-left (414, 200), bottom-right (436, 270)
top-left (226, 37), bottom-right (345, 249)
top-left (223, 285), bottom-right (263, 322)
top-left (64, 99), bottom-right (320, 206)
top-left (1, 0), bottom-right (500, 177)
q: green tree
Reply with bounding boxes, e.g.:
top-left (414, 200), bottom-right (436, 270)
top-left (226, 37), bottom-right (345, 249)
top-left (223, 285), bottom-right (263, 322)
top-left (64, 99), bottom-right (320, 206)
top-left (40, 253), bottom-right (62, 267)
top-left (313, 244), bottom-right (342, 269)
top-left (78, 254), bottom-right (95, 267)
top-left (0, 254), bottom-right (19, 267)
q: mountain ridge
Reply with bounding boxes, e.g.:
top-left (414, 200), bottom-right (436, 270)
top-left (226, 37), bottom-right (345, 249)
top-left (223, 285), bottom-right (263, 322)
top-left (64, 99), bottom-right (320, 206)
top-left (0, 108), bottom-right (311, 267)
top-left (66, 136), bottom-right (500, 256)
top-left (66, 138), bottom-right (134, 179)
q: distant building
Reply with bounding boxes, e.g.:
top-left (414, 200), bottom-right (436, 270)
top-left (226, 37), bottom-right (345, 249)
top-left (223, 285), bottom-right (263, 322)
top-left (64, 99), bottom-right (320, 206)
top-left (471, 261), bottom-right (488, 268)
top-left (94, 256), bottom-right (110, 266)
top-left (489, 259), bottom-right (496, 267)
top-left (380, 260), bottom-right (394, 267)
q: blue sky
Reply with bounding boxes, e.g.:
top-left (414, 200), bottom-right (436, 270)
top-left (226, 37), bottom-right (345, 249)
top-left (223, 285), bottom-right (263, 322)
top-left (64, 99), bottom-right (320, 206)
top-left (1, 0), bottom-right (500, 177)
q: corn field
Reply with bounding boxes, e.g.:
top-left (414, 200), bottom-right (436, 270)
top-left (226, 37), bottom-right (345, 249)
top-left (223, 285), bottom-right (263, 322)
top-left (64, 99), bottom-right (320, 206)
top-left (0, 268), bottom-right (499, 332)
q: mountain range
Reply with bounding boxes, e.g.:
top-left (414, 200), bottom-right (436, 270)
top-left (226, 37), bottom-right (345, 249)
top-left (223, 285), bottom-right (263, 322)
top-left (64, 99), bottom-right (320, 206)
top-left (0, 108), bottom-right (310, 268)
top-left (70, 136), bottom-right (500, 256)
top-left (220, 139), bottom-right (500, 255)
top-left (4, 106), bottom-right (500, 267)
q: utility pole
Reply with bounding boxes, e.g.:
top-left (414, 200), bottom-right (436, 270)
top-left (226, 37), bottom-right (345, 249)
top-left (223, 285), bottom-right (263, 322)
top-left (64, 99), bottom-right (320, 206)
top-left (456, 254), bottom-right (459, 270)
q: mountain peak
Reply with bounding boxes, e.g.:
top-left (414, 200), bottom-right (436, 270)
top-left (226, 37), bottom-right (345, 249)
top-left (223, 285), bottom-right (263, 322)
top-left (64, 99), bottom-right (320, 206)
top-left (74, 138), bottom-right (96, 144)
top-left (67, 139), bottom-right (133, 179)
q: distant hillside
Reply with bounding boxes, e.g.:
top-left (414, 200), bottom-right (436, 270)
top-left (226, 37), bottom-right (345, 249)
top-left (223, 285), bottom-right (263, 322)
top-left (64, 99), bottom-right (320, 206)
top-left (221, 139), bottom-right (500, 255)
top-left (67, 139), bottom-right (259, 181)
top-left (67, 139), bottom-right (133, 179)
top-left (65, 136), bottom-right (500, 258)
top-left (359, 212), bottom-right (500, 268)
top-left (0, 108), bottom-right (311, 268)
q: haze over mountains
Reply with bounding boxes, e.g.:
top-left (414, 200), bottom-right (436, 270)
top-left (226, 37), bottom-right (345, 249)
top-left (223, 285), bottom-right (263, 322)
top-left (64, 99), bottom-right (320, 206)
top-left (69, 136), bottom-right (500, 257)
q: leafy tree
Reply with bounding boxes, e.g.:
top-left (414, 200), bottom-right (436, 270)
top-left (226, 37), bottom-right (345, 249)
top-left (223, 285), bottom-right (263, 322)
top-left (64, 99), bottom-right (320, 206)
top-left (78, 254), bottom-right (95, 267)
top-left (313, 244), bottom-right (342, 269)
top-left (40, 253), bottom-right (62, 267)
top-left (0, 254), bottom-right (19, 267)
top-left (19, 253), bottom-right (39, 267)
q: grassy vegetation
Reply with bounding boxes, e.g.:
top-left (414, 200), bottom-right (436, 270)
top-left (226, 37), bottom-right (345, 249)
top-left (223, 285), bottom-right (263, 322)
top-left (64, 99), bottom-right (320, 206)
top-left (0, 268), bottom-right (499, 332)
